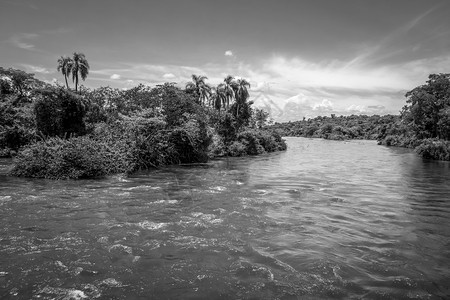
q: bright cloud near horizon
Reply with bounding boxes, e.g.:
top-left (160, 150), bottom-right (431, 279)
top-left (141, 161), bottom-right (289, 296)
top-left (1, 0), bottom-right (449, 121)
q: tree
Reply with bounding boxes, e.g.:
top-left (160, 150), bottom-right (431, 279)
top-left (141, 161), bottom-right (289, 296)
top-left (71, 52), bottom-right (90, 93)
top-left (222, 75), bottom-right (235, 109)
top-left (185, 74), bottom-right (211, 106)
top-left (254, 108), bottom-right (270, 128)
top-left (232, 78), bottom-right (251, 118)
top-left (57, 56), bottom-right (73, 89)
top-left (0, 67), bottom-right (37, 97)
top-left (402, 73), bottom-right (450, 139)
top-left (34, 87), bottom-right (87, 137)
top-left (212, 84), bottom-right (227, 113)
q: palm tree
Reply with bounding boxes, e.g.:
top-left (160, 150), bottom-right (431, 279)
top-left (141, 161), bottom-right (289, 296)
top-left (234, 78), bottom-right (251, 102)
top-left (233, 78), bottom-right (251, 117)
top-left (57, 56), bottom-right (73, 89)
top-left (223, 75), bottom-right (235, 109)
top-left (71, 52), bottom-right (90, 92)
top-left (185, 74), bottom-right (211, 106)
top-left (212, 84), bottom-right (227, 113)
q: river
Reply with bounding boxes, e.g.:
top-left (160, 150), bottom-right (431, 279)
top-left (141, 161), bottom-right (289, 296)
top-left (1, 137), bottom-right (449, 299)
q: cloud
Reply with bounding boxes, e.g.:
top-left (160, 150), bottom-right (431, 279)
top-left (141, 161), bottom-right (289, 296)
top-left (85, 47), bottom-right (450, 122)
top-left (225, 50), bottom-right (233, 56)
top-left (312, 99), bottom-right (334, 111)
top-left (110, 74), bottom-right (121, 80)
top-left (21, 64), bottom-right (50, 74)
top-left (91, 63), bottom-right (206, 87)
top-left (9, 33), bottom-right (39, 50)
top-left (163, 73), bottom-right (176, 79)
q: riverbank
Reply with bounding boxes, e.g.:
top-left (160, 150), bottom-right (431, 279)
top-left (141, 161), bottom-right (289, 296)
top-left (269, 109), bottom-right (450, 161)
top-left (1, 67), bottom-right (286, 179)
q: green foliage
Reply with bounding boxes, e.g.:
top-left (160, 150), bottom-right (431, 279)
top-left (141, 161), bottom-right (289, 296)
top-left (1, 94), bottom-right (35, 129)
top-left (34, 87), bottom-right (87, 137)
top-left (0, 69), bottom-right (44, 156)
top-left (271, 114), bottom-right (401, 140)
top-left (415, 139), bottom-right (450, 161)
top-left (253, 108), bottom-right (270, 129)
top-left (227, 141), bottom-right (247, 157)
top-left (161, 84), bottom-right (203, 126)
top-left (90, 116), bottom-right (172, 172)
top-left (216, 112), bottom-right (238, 144)
top-left (402, 73), bottom-right (450, 139)
top-left (0, 67), bottom-right (45, 97)
top-left (185, 75), bottom-right (211, 105)
top-left (10, 137), bottom-right (110, 179)
top-left (168, 116), bottom-right (211, 163)
top-left (57, 56), bottom-right (73, 89)
top-left (4, 65), bottom-right (287, 178)
top-left (227, 129), bottom-right (286, 157)
top-left (71, 52), bottom-right (90, 92)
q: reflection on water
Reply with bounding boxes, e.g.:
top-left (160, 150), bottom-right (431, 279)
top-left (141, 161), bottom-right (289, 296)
top-left (1, 137), bottom-right (450, 299)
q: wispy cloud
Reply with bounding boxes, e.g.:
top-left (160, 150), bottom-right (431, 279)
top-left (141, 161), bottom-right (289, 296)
top-left (163, 73), bottom-right (176, 79)
top-left (225, 50), bottom-right (233, 57)
top-left (110, 74), bottom-right (121, 80)
top-left (344, 6), bottom-right (441, 69)
top-left (88, 47), bottom-right (450, 121)
top-left (21, 64), bottom-right (50, 74)
top-left (9, 33), bottom-right (39, 50)
top-left (91, 63), bottom-right (206, 86)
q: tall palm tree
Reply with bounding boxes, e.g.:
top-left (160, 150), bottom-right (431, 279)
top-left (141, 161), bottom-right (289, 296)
top-left (233, 78), bottom-right (251, 117)
top-left (57, 56), bottom-right (73, 89)
top-left (71, 52), bottom-right (90, 93)
top-left (223, 75), bottom-right (235, 109)
top-left (213, 84), bottom-right (227, 113)
top-left (185, 74), bottom-right (211, 106)
top-left (234, 78), bottom-right (251, 103)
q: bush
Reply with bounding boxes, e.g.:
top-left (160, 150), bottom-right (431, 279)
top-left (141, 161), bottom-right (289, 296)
top-left (34, 87), bottom-right (87, 137)
top-left (227, 141), bottom-right (247, 157)
top-left (225, 129), bottom-right (287, 156)
top-left (90, 116), bottom-right (173, 172)
top-left (415, 139), bottom-right (450, 161)
top-left (10, 137), bottom-right (111, 179)
top-left (378, 134), bottom-right (422, 148)
top-left (0, 94), bottom-right (36, 156)
top-left (168, 116), bottom-right (211, 163)
top-left (207, 132), bottom-right (226, 158)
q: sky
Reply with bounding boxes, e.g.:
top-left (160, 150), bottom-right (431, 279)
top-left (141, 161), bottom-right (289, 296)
top-left (1, 0), bottom-right (450, 121)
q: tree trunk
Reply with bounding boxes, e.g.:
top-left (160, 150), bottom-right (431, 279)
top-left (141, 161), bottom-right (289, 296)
top-left (64, 75), bottom-right (69, 89)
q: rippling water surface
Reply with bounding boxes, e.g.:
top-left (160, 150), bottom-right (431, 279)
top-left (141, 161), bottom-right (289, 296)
top-left (1, 137), bottom-right (450, 299)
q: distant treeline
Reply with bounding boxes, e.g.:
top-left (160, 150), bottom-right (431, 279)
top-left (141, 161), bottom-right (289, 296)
top-left (270, 114), bottom-right (400, 141)
top-left (270, 73), bottom-right (450, 161)
top-left (1, 65), bottom-right (286, 179)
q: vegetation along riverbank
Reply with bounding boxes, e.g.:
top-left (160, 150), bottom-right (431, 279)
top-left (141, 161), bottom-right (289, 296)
top-left (0, 54), bottom-right (286, 179)
top-left (270, 73), bottom-right (450, 161)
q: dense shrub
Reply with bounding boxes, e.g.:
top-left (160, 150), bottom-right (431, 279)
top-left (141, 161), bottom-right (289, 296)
top-left (9, 111), bottom-right (216, 179)
top-left (0, 94), bottom-right (36, 156)
top-left (90, 116), bottom-right (174, 172)
top-left (378, 134), bottom-right (422, 148)
top-left (34, 87), bottom-right (87, 137)
top-left (226, 129), bottom-right (287, 156)
top-left (4, 66), bottom-right (289, 178)
top-left (270, 114), bottom-right (401, 140)
top-left (415, 139), bottom-right (450, 161)
top-left (227, 141), bottom-right (247, 157)
top-left (10, 137), bottom-right (110, 179)
top-left (207, 132), bottom-right (226, 157)
top-left (168, 115), bottom-right (211, 163)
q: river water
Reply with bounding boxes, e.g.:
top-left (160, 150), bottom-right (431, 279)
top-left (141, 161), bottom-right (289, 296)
top-left (1, 137), bottom-right (449, 299)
